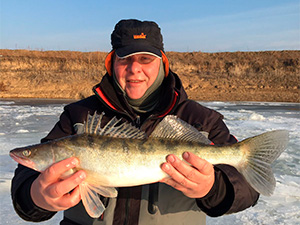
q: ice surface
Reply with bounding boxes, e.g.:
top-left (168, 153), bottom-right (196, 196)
top-left (200, 101), bottom-right (300, 225)
top-left (0, 100), bottom-right (66, 224)
top-left (0, 100), bottom-right (299, 224)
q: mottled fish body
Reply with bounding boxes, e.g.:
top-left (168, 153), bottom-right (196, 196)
top-left (10, 113), bottom-right (289, 218)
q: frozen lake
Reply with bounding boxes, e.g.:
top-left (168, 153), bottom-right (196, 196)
top-left (0, 99), bottom-right (299, 224)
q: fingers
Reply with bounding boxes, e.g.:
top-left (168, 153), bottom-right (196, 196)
top-left (160, 152), bottom-right (215, 198)
top-left (162, 153), bottom-right (213, 183)
top-left (46, 170), bottom-right (86, 198)
top-left (161, 155), bottom-right (197, 188)
top-left (30, 157), bottom-right (87, 211)
top-left (182, 152), bottom-right (214, 176)
top-left (41, 157), bottom-right (79, 184)
top-left (42, 157), bottom-right (87, 199)
top-left (55, 186), bottom-right (82, 210)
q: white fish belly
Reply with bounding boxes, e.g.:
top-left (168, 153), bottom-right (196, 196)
top-left (78, 147), bottom-right (169, 187)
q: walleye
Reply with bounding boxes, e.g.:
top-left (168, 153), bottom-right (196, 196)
top-left (9, 112), bottom-right (289, 218)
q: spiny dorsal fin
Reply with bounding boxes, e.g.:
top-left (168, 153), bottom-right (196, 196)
top-left (83, 112), bottom-right (147, 139)
top-left (150, 115), bottom-right (212, 145)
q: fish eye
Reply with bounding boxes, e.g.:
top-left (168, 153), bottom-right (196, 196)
top-left (22, 150), bottom-right (31, 157)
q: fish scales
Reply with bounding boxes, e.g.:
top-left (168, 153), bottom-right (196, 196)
top-left (49, 134), bottom-right (248, 187)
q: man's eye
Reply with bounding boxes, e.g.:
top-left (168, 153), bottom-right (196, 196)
top-left (117, 58), bottom-right (129, 64)
top-left (139, 57), bottom-right (154, 64)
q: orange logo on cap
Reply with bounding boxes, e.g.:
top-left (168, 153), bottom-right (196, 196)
top-left (133, 33), bottom-right (146, 39)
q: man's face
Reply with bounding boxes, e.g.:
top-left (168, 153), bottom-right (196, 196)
top-left (113, 53), bottom-right (161, 99)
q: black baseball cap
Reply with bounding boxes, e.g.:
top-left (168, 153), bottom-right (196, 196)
top-left (111, 19), bottom-right (164, 58)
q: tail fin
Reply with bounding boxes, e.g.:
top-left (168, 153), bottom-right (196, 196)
top-left (238, 130), bottom-right (289, 196)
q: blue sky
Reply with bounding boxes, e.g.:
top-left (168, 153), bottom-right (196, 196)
top-left (0, 0), bottom-right (299, 52)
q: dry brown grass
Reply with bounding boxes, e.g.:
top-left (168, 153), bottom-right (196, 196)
top-left (0, 49), bottom-right (299, 102)
top-left (0, 82), bottom-right (6, 92)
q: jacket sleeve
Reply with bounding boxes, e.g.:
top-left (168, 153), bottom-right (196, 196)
top-left (11, 109), bottom-right (76, 222)
top-left (11, 165), bottom-right (56, 221)
top-left (196, 117), bottom-right (260, 217)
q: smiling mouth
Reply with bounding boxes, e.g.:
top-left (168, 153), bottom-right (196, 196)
top-left (127, 80), bottom-right (143, 83)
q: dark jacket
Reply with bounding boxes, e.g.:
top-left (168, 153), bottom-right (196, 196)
top-left (11, 71), bottom-right (259, 225)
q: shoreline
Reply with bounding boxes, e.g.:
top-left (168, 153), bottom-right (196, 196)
top-left (1, 98), bottom-right (299, 105)
top-left (0, 98), bottom-right (76, 105)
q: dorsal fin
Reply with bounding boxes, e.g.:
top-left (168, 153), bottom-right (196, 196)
top-left (83, 112), bottom-right (147, 139)
top-left (150, 115), bottom-right (212, 145)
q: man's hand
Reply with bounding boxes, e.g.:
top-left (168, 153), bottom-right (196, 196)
top-left (30, 157), bottom-right (86, 212)
top-left (160, 152), bottom-right (215, 198)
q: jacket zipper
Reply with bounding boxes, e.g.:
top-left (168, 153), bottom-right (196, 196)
top-left (135, 115), bottom-right (141, 127)
top-left (123, 197), bottom-right (130, 225)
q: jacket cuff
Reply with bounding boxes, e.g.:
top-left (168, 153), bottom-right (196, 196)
top-left (196, 166), bottom-right (234, 217)
top-left (215, 164), bottom-right (260, 214)
top-left (13, 175), bottom-right (56, 222)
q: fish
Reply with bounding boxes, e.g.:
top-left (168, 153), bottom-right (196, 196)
top-left (9, 112), bottom-right (289, 218)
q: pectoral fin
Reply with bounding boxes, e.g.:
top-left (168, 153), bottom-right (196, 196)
top-left (79, 182), bottom-right (118, 218)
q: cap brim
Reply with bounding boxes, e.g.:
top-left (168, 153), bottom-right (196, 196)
top-left (115, 44), bottom-right (162, 58)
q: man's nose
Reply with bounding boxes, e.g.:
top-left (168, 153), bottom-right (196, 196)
top-left (127, 60), bottom-right (142, 73)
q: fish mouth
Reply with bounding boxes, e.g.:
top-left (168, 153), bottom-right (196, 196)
top-left (9, 151), bottom-right (36, 170)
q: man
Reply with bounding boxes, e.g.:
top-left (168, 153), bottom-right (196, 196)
top-left (11, 19), bottom-right (259, 225)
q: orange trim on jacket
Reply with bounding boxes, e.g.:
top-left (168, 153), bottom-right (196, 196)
top-left (94, 86), bottom-right (118, 111)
